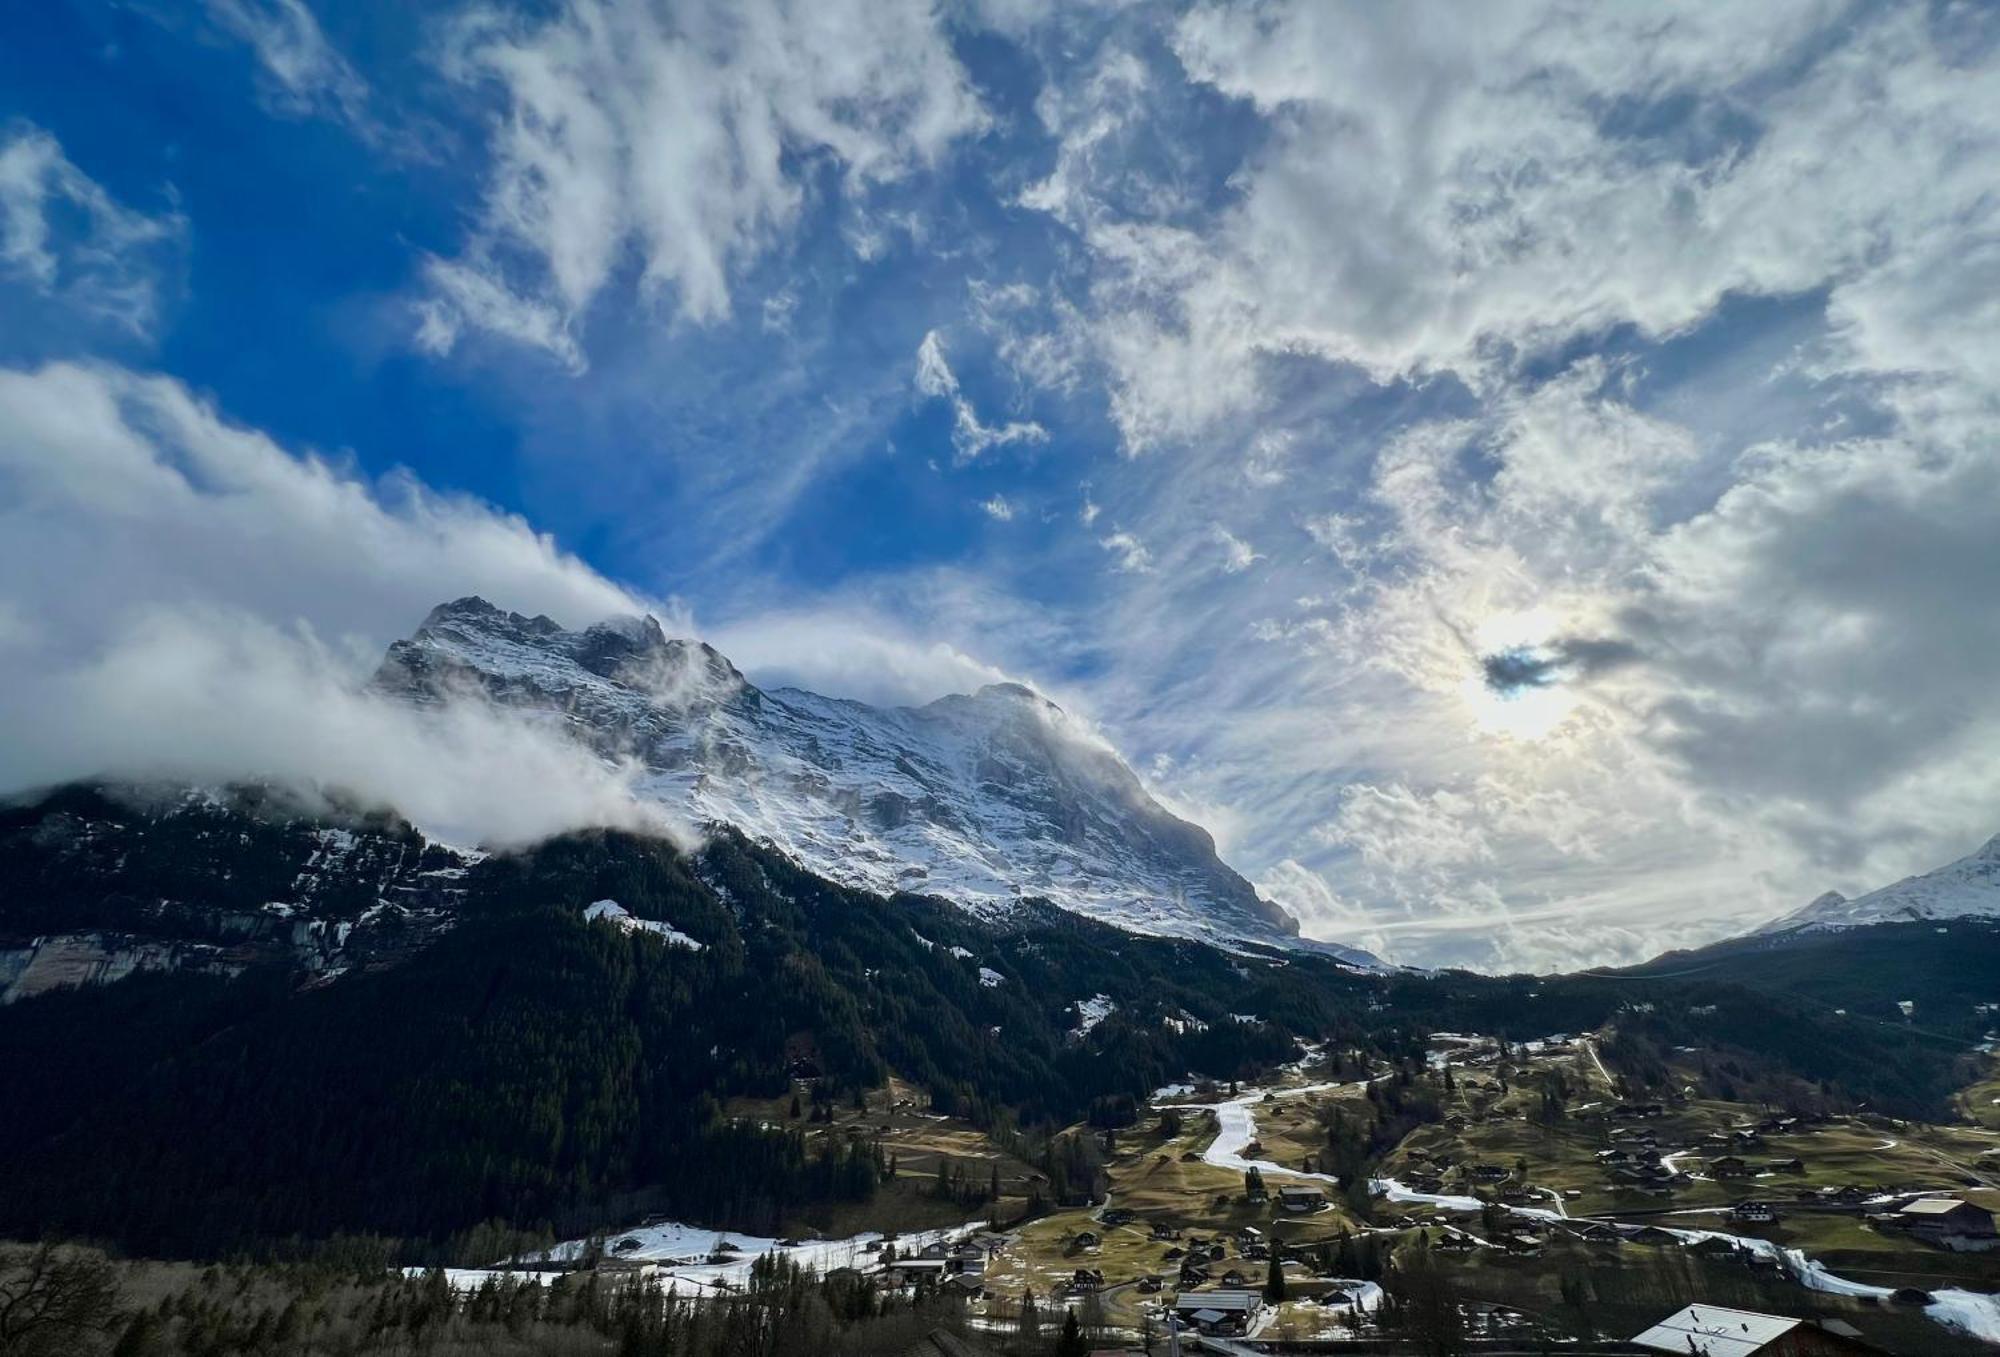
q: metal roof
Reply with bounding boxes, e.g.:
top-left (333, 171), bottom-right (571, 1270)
top-left (1172, 1289), bottom-right (1258, 1312)
top-left (1899, 1196), bottom-right (1972, 1215)
top-left (1631, 1304), bottom-right (1800, 1356)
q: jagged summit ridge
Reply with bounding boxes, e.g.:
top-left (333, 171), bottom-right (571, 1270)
top-left (376, 599), bottom-right (1380, 964)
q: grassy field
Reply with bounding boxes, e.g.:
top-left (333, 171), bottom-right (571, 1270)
top-left (1385, 1056), bottom-right (2000, 1221)
top-left (977, 1096), bottom-right (1377, 1330)
top-left (1954, 1057), bottom-right (2000, 1130)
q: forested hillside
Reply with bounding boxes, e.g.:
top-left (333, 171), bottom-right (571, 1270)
top-left (0, 787), bottom-right (1982, 1263)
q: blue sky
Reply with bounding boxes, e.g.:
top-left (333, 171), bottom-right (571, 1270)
top-left (4, 0), bottom-right (1999, 970)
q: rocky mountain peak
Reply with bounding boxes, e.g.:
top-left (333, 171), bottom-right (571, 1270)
top-left (371, 599), bottom-right (1377, 965)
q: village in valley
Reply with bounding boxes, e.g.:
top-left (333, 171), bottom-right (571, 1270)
top-left (500, 1031), bottom-right (2000, 1354)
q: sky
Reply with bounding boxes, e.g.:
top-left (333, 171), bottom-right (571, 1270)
top-left (3, 0), bottom-right (1999, 972)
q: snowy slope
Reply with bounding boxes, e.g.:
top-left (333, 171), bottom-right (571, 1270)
top-left (376, 597), bottom-right (1381, 964)
top-left (1759, 834), bottom-right (2000, 933)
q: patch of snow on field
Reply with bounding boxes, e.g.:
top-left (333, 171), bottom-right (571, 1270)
top-left (405, 1267), bottom-right (566, 1291)
top-left (484, 1219), bottom-right (987, 1297)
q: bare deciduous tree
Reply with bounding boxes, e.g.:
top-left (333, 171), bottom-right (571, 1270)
top-left (0, 1244), bottom-right (121, 1356)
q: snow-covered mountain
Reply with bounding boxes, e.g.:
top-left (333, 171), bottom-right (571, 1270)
top-left (1759, 833), bottom-right (2000, 934)
top-left (376, 598), bottom-right (1378, 964)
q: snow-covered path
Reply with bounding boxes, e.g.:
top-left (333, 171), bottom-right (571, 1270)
top-left (1659, 1150), bottom-right (1705, 1180)
top-left (1166, 1080), bottom-right (1355, 1185)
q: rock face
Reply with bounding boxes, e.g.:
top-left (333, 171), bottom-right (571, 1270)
top-left (0, 783), bottom-right (469, 1002)
top-left (377, 597), bottom-right (1377, 963)
top-left (1760, 834), bottom-right (2000, 934)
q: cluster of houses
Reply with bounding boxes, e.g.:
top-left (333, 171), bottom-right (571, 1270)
top-left (1159, 1223), bottom-right (1275, 1291)
top-left (1395, 1148), bottom-right (1530, 1198)
top-left (872, 1236), bottom-right (1007, 1296)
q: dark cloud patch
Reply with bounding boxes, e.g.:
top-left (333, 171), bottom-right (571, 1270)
top-left (1481, 637), bottom-right (1639, 695)
top-left (1482, 646), bottom-right (1564, 693)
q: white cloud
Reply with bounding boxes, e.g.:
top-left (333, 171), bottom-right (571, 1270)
top-left (203, 0), bottom-right (370, 128)
top-left (915, 329), bottom-right (1049, 463)
top-left (980, 494), bottom-right (1016, 521)
top-left (0, 123), bottom-right (183, 336)
top-left (1210, 525), bottom-right (1259, 573)
top-left (1024, 2), bottom-right (2000, 450)
top-left (1097, 529), bottom-right (1152, 574)
top-left (7, 607), bottom-right (687, 850)
top-left (415, 255), bottom-right (585, 373)
top-left (707, 606), bottom-right (1014, 709)
top-left (420, 0), bottom-right (987, 362)
top-left (0, 360), bottom-right (678, 848)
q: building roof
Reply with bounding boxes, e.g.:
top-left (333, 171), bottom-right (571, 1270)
top-left (1631, 1304), bottom-right (1800, 1356)
top-left (1172, 1289), bottom-right (1259, 1312)
top-left (1899, 1196), bottom-right (1975, 1216)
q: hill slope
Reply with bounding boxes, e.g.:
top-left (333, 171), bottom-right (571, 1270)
top-left (0, 784), bottom-right (1981, 1261)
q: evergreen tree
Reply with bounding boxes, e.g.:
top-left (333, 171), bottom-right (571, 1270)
top-left (1263, 1252), bottom-right (1287, 1303)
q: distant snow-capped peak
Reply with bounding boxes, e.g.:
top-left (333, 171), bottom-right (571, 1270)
top-left (1760, 834), bottom-right (2000, 934)
top-left (377, 598), bottom-right (1384, 967)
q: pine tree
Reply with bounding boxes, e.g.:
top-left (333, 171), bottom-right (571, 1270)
top-left (1056, 1309), bottom-right (1089, 1357)
top-left (1263, 1252), bottom-right (1287, 1303)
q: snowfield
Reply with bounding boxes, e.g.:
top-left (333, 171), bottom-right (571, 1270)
top-left (432, 1219), bottom-right (993, 1298)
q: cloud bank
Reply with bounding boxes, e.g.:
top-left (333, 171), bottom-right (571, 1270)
top-left (0, 360), bottom-right (685, 847)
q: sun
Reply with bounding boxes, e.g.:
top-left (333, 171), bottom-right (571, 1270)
top-left (1461, 673), bottom-right (1581, 741)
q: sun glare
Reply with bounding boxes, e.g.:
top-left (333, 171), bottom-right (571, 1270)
top-left (1462, 607), bottom-right (1584, 740)
top-left (1461, 673), bottom-right (1581, 740)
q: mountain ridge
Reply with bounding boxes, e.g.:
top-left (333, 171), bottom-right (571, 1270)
top-left (1759, 832), bottom-right (2000, 935)
top-left (375, 597), bottom-right (1382, 967)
